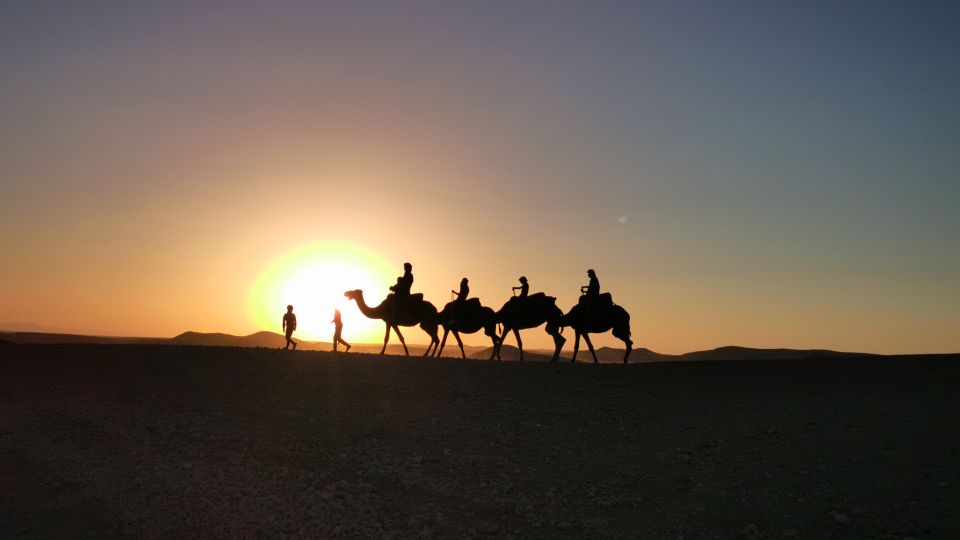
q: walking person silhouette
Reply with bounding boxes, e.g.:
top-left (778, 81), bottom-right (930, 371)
top-left (282, 305), bottom-right (298, 350)
top-left (332, 308), bottom-right (351, 352)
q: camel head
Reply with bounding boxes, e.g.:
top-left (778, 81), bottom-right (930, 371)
top-left (343, 289), bottom-right (364, 302)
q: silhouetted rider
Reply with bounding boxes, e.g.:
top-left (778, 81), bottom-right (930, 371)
top-left (452, 277), bottom-right (469, 302)
top-left (390, 262), bottom-right (413, 297)
top-left (513, 276), bottom-right (529, 299)
top-left (448, 277), bottom-right (470, 325)
top-left (581, 269), bottom-right (600, 297)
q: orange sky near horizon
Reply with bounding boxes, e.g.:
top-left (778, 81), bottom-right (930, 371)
top-left (1, 3), bottom-right (958, 355)
top-left (2, 219), bottom-right (957, 355)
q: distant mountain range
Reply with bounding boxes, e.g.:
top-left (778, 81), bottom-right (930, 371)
top-left (0, 328), bottom-right (902, 362)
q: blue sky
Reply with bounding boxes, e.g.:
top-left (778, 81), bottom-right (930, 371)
top-left (1, 1), bottom-right (958, 352)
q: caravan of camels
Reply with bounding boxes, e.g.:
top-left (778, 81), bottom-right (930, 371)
top-left (341, 263), bottom-right (633, 364)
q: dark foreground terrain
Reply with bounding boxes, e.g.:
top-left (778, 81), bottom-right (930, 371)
top-left (1, 343), bottom-right (958, 539)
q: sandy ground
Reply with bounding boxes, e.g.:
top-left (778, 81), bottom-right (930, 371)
top-left (1, 343), bottom-right (958, 539)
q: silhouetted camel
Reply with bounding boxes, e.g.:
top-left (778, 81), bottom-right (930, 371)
top-left (344, 290), bottom-right (440, 356)
top-left (435, 298), bottom-right (499, 359)
top-left (559, 302), bottom-right (633, 363)
top-left (493, 293), bottom-right (566, 361)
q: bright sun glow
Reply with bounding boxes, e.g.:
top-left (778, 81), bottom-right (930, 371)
top-left (249, 241), bottom-right (395, 342)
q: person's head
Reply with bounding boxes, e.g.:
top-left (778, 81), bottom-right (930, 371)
top-left (334, 308), bottom-right (341, 316)
top-left (461, 277), bottom-right (468, 284)
top-left (287, 304), bottom-right (293, 312)
top-left (403, 262), bottom-right (412, 271)
top-left (519, 276), bottom-right (527, 284)
top-left (587, 269), bottom-right (596, 277)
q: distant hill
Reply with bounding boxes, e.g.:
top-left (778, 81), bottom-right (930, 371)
top-left (170, 331), bottom-right (289, 348)
top-left (469, 345), bottom-right (558, 363)
top-left (470, 344), bottom-right (881, 364)
top-left (559, 346), bottom-right (674, 363)
top-left (677, 345), bottom-right (879, 362)
top-left (0, 322), bottom-right (99, 334)
top-left (0, 329), bottom-right (907, 361)
top-left (168, 331), bottom-right (486, 357)
top-left (0, 332), bottom-right (165, 345)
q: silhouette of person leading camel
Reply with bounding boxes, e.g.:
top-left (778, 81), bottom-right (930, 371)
top-left (282, 304), bottom-right (297, 350)
top-left (331, 308), bottom-right (350, 352)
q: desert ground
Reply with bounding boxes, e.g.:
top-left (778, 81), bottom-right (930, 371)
top-left (1, 342), bottom-right (958, 539)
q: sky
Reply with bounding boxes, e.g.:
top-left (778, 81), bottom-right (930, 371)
top-left (1, 1), bottom-right (958, 354)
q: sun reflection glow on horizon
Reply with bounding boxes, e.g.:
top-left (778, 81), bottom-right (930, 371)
top-left (249, 240), bottom-right (395, 342)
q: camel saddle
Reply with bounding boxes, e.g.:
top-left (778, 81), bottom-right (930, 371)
top-left (510, 292), bottom-right (556, 307)
top-left (391, 292), bottom-right (424, 305)
top-left (579, 292), bottom-right (613, 308)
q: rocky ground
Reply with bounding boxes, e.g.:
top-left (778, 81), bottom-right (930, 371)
top-left (1, 343), bottom-right (958, 538)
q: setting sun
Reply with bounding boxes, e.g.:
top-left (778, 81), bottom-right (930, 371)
top-left (249, 241), bottom-right (395, 342)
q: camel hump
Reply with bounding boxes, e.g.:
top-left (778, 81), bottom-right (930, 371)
top-left (465, 297), bottom-right (482, 309)
top-left (411, 293), bottom-right (424, 302)
top-left (529, 292), bottom-right (549, 301)
top-left (579, 292), bottom-right (613, 307)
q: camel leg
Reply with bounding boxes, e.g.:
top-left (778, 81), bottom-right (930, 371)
top-left (394, 325), bottom-right (408, 356)
top-left (552, 332), bottom-right (565, 362)
top-left (422, 331), bottom-right (435, 357)
top-left (437, 328), bottom-right (450, 358)
top-left (571, 331), bottom-right (581, 363)
top-left (547, 322), bottom-right (566, 362)
top-left (494, 326), bottom-right (510, 360)
top-left (430, 330), bottom-right (441, 357)
top-left (489, 334), bottom-right (499, 353)
top-left (514, 328), bottom-right (523, 361)
top-left (381, 324), bottom-right (392, 355)
top-left (613, 325), bottom-right (633, 364)
top-left (453, 331), bottom-right (466, 359)
top-left (582, 333), bottom-right (599, 364)
top-left (422, 323), bottom-right (440, 357)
